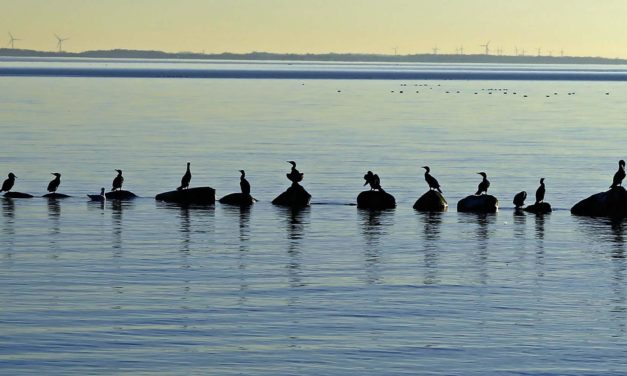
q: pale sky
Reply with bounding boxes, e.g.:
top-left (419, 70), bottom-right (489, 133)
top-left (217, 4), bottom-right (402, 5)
top-left (3, 0), bottom-right (627, 58)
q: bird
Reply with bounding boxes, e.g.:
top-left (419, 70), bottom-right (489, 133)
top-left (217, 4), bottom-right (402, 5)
top-left (87, 187), bottom-right (106, 202)
top-left (422, 166), bottom-right (442, 192)
top-left (112, 170), bottom-right (124, 191)
top-left (535, 178), bottom-right (546, 204)
top-left (475, 172), bottom-right (490, 195)
top-left (47, 173), bottom-right (61, 193)
top-left (286, 161), bottom-right (304, 184)
top-left (239, 170), bottom-right (251, 195)
top-left (1, 173), bottom-right (17, 192)
top-left (513, 191), bottom-right (527, 208)
top-left (611, 160), bottom-right (625, 189)
top-left (177, 162), bottom-right (191, 191)
top-left (363, 171), bottom-right (382, 191)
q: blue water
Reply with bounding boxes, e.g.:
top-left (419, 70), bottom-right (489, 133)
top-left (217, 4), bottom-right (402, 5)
top-left (1, 59), bottom-right (627, 375)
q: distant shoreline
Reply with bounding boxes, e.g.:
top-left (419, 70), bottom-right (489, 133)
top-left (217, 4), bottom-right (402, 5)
top-left (1, 48), bottom-right (627, 65)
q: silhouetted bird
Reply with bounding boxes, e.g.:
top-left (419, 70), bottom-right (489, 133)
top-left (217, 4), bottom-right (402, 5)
top-left (1, 173), bottom-right (17, 192)
top-left (47, 173), bottom-right (61, 193)
top-left (239, 170), bottom-right (251, 195)
top-left (535, 178), bottom-right (546, 204)
top-left (112, 170), bottom-right (124, 191)
top-left (513, 191), bottom-right (527, 208)
top-left (178, 162), bottom-right (191, 191)
top-left (475, 172), bottom-right (490, 195)
top-left (286, 161), bottom-right (304, 184)
top-left (611, 160), bottom-right (626, 189)
top-left (363, 171), bottom-right (382, 191)
top-left (88, 187), bottom-right (106, 202)
top-left (422, 166), bottom-right (442, 192)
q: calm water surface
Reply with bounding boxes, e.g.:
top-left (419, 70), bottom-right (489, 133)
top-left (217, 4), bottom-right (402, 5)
top-left (1, 60), bottom-right (627, 375)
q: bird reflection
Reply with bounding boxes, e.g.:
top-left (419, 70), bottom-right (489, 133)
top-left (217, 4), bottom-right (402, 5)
top-left (179, 205), bottom-right (191, 256)
top-left (47, 199), bottom-right (61, 256)
top-left (2, 198), bottom-right (15, 258)
top-left (534, 214), bottom-right (546, 278)
top-left (609, 219), bottom-right (626, 335)
top-left (111, 200), bottom-right (130, 255)
top-left (418, 211), bottom-right (442, 285)
top-left (359, 209), bottom-right (393, 285)
top-left (279, 207), bottom-right (309, 291)
top-left (459, 213), bottom-right (495, 285)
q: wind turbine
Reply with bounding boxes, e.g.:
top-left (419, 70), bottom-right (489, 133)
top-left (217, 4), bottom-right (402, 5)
top-left (480, 41), bottom-right (490, 55)
top-left (560, 49), bottom-right (564, 57)
top-left (515, 46), bottom-right (519, 56)
top-left (459, 45), bottom-right (464, 55)
top-left (536, 47), bottom-right (542, 57)
top-left (7, 32), bottom-right (19, 49)
top-left (54, 34), bottom-right (69, 52)
top-left (521, 49), bottom-right (526, 56)
top-left (432, 46), bottom-right (439, 55)
top-left (393, 47), bottom-right (398, 56)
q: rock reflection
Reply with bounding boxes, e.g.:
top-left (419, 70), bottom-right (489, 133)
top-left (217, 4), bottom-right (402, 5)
top-left (1, 198), bottom-right (15, 258)
top-left (534, 214), bottom-right (546, 278)
top-left (47, 199), bottom-right (61, 256)
top-left (417, 211), bottom-right (442, 285)
top-left (459, 212), bottom-right (495, 285)
top-left (278, 207), bottom-right (309, 290)
top-left (223, 205), bottom-right (252, 305)
top-left (111, 200), bottom-right (133, 255)
top-left (359, 209), bottom-right (394, 285)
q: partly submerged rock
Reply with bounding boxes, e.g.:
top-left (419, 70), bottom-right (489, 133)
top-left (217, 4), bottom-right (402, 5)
top-left (43, 193), bottom-right (71, 199)
top-left (413, 190), bottom-right (448, 211)
top-left (357, 190), bottom-right (396, 210)
top-left (524, 202), bottom-right (552, 214)
top-left (155, 187), bottom-right (215, 205)
top-left (106, 190), bottom-right (138, 200)
top-left (571, 186), bottom-right (627, 218)
top-left (272, 184), bottom-right (311, 207)
top-left (219, 192), bottom-right (256, 206)
top-left (3, 191), bottom-right (33, 199)
top-left (457, 194), bottom-right (498, 213)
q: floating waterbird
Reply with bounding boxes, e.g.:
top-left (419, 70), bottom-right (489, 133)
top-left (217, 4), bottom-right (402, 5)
top-left (178, 162), bottom-right (191, 191)
top-left (286, 161), bottom-right (304, 183)
top-left (47, 173), bottom-right (61, 193)
top-left (611, 160), bottom-right (625, 189)
top-left (422, 166), bottom-right (442, 193)
top-left (112, 170), bottom-right (124, 191)
top-left (535, 178), bottom-right (546, 204)
top-left (240, 170), bottom-right (251, 195)
top-left (88, 188), bottom-right (106, 202)
top-left (1, 173), bottom-right (17, 192)
top-left (475, 172), bottom-right (490, 195)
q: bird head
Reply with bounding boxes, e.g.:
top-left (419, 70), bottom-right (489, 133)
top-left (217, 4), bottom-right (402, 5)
top-left (477, 172), bottom-right (487, 178)
top-left (620, 160), bottom-right (625, 167)
top-left (540, 177), bottom-right (545, 183)
top-left (115, 169), bottom-right (122, 174)
top-left (52, 173), bottom-right (61, 177)
top-left (8, 172), bottom-right (16, 179)
top-left (100, 187), bottom-right (105, 194)
top-left (186, 162), bottom-right (191, 167)
top-left (422, 166), bottom-right (430, 172)
top-left (239, 170), bottom-right (245, 176)
top-left (287, 161), bottom-right (296, 167)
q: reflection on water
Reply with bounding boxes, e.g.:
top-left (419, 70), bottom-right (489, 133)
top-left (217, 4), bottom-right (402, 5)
top-left (111, 200), bottom-right (135, 255)
top-left (359, 209), bottom-right (394, 285)
top-left (1, 198), bottom-right (15, 258)
top-left (417, 211), bottom-right (442, 285)
top-left (459, 213), bottom-right (496, 285)
top-left (47, 199), bottom-right (61, 256)
top-left (222, 205), bottom-right (252, 305)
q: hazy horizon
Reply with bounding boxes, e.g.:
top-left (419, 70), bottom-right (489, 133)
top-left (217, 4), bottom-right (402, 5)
top-left (3, 0), bottom-right (627, 59)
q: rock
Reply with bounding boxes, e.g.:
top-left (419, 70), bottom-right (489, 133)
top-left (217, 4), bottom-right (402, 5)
top-left (43, 193), bottom-right (71, 199)
top-left (3, 192), bottom-right (33, 199)
top-left (272, 184), bottom-right (311, 207)
top-left (219, 192), bottom-right (256, 206)
top-left (413, 190), bottom-right (448, 211)
top-left (357, 190), bottom-right (396, 210)
top-left (106, 190), bottom-right (138, 200)
top-left (457, 194), bottom-right (499, 213)
top-left (571, 186), bottom-right (627, 218)
top-left (155, 187), bottom-right (215, 205)
top-left (524, 202), bottom-right (552, 214)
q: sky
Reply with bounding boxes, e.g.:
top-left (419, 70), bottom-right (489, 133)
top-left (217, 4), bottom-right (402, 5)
top-left (2, 0), bottom-right (627, 58)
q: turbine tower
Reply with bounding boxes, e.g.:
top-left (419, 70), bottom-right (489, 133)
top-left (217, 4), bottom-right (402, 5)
top-left (459, 45), bottom-right (464, 55)
top-left (432, 46), bottom-right (439, 55)
top-left (54, 34), bottom-right (69, 52)
top-left (480, 41), bottom-right (490, 55)
top-left (7, 32), bottom-right (19, 49)
top-left (536, 47), bottom-right (542, 57)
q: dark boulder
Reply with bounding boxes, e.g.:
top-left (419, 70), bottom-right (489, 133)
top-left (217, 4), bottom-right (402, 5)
top-left (43, 193), bottom-right (71, 199)
top-left (3, 192), bottom-right (33, 199)
top-left (272, 184), bottom-right (311, 207)
top-left (106, 190), bottom-right (138, 200)
top-left (571, 187), bottom-right (627, 218)
top-left (155, 187), bottom-right (215, 205)
top-left (219, 192), bottom-right (256, 206)
top-left (413, 190), bottom-right (448, 211)
top-left (524, 202), bottom-right (552, 214)
top-left (357, 190), bottom-right (396, 210)
top-left (457, 194), bottom-right (498, 213)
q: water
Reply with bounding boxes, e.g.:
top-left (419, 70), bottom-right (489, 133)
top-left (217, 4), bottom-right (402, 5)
top-left (1, 59), bottom-right (627, 375)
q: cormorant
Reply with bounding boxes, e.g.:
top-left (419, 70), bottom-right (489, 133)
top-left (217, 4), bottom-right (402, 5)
top-left (0, 173), bottom-right (17, 192)
top-left (475, 172), bottom-right (490, 195)
top-left (112, 170), bottom-right (124, 191)
top-left (535, 178), bottom-right (546, 204)
top-left (286, 161), bottom-right (304, 184)
top-left (611, 160), bottom-right (626, 189)
top-left (363, 171), bottom-right (382, 191)
top-left (513, 191), bottom-right (527, 208)
top-left (422, 166), bottom-right (442, 193)
top-left (239, 170), bottom-right (251, 195)
top-left (178, 162), bottom-right (191, 191)
top-left (47, 173), bottom-right (61, 193)
top-left (88, 188), bottom-right (106, 202)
